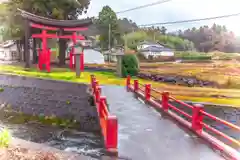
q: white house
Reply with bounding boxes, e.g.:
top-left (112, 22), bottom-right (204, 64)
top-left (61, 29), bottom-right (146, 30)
top-left (139, 46), bottom-right (174, 59)
top-left (0, 40), bottom-right (19, 61)
top-left (137, 41), bottom-right (164, 51)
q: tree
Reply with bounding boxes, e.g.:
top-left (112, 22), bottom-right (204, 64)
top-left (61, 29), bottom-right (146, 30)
top-left (160, 26), bottom-right (167, 35)
top-left (3, 0), bottom-right (90, 66)
top-left (97, 6), bottom-right (119, 50)
top-left (121, 54), bottom-right (139, 77)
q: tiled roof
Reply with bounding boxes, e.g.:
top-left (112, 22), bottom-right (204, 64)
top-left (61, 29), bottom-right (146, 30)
top-left (139, 46), bottom-right (172, 52)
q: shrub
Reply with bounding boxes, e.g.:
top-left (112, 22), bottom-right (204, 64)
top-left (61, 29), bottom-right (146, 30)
top-left (121, 54), bottom-right (139, 77)
top-left (175, 51), bottom-right (212, 60)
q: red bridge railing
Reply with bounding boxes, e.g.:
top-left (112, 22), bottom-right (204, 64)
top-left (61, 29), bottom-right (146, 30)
top-left (90, 75), bottom-right (118, 154)
top-left (126, 76), bottom-right (240, 160)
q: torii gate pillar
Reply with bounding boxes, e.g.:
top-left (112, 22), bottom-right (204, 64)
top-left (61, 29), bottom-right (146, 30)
top-left (24, 19), bottom-right (31, 68)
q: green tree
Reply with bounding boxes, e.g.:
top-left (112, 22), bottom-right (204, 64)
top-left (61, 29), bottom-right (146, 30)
top-left (97, 6), bottom-right (119, 50)
top-left (160, 26), bottom-right (167, 35)
top-left (3, 0), bottom-right (90, 66)
top-left (121, 54), bottom-right (139, 77)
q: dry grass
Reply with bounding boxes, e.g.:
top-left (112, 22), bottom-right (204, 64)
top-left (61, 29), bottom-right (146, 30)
top-left (94, 61), bottom-right (240, 88)
top-left (140, 61), bottom-right (240, 84)
top-left (0, 147), bottom-right (60, 160)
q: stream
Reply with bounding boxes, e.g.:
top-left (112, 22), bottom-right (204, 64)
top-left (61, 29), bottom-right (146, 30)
top-left (0, 118), bottom-right (105, 158)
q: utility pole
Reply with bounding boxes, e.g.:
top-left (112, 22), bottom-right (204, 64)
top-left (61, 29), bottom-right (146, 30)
top-left (108, 23), bottom-right (111, 63)
top-left (108, 23), bottom-right (111, 51)
top-left (124, 34), bottom-right (128, 51)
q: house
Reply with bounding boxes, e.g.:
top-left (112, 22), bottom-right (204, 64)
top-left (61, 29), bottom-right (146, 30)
top-left (137, 41), bottom-right (164, 50)
top-left (66, 42), bottom-right (105, 64)
top-left (139, 46), bottom-right (174, 60)
top-left (0, 40), bottom-right (19, 61)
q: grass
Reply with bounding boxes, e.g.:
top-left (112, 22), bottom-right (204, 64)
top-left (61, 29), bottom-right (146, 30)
top-left (0, 105), bottom-right (80, 129)
top-left (0, 128), bottom-right (11, 148)
top-left (1, 64), bottom-right (240, 107)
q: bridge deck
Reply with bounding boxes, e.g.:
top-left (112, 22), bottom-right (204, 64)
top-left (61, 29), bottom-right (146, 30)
top-left (101, 86), bottom-right (224, 160)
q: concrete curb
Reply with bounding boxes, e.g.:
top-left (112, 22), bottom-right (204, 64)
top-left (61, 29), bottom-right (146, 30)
top-left (0, 72), bottom-right (89, 85)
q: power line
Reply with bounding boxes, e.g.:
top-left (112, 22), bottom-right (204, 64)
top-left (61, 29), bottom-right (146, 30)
top-left (116, 0), bottom-right (172, 14)
top-left (138, 12), bottom-right (240, 27)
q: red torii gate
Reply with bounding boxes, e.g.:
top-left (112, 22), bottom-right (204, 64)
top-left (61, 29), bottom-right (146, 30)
top-left (31, 23), bottom-right (86, 72)
top-left (18, 8), bottom-right (92, 71)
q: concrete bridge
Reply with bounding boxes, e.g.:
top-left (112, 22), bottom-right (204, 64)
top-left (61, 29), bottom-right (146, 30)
top-left (91, 75), bottom-right (240, 160)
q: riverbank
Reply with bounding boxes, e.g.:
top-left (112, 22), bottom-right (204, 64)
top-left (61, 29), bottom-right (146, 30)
top-left (2, 137), bottom-right (95, 160)
top-left (0, 74), bottom-right (100, 132)
top-left (0, 64), bottom-right (240, 108)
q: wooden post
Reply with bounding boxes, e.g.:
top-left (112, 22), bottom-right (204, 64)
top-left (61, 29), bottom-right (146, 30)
top-left (162, 91), bottom-right (169, 111)
top-left (192, 104), bottom-right (204, 132)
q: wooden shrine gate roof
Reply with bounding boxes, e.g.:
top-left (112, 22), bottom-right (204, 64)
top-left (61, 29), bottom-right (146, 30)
top-left (18, 8), bottom-right (92, 28)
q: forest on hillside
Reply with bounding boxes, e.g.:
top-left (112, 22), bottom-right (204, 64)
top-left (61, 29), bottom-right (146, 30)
top-left (93, 6), bottom-right (240, 53)
top-left (0, 2), bottom-right (239, 54)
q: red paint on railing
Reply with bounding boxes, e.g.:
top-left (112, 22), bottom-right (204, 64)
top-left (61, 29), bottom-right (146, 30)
top-left (126, 76), bottom-right (240, 160)
top-left (162, 91), bottom-right (169, 111)
top-left (134, 80), bottom-right (139, 92)
top-left (169, 96), bottom-right (194, 109)
top-left (90, 75), bottom-right (118, 154)
top-left (126, 75), bottom-right (131, 91)
top-left (145, 84), bottom-right (151, 101)
top-left (168, 103), bottom-right (192, 120)
top-left (191, 104), bottom-right (204, 132)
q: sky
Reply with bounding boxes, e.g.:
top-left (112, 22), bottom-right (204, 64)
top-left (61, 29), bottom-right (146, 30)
top-left (79, 0), bottom-right (240, 35)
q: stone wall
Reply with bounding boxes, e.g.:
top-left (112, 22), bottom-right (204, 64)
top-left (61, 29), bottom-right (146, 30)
top-left (0, 74), bottom-right (100, 132)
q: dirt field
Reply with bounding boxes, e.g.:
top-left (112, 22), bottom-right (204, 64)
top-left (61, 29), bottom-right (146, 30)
top-left (86, 60), bottom-right (240, 88)
top-left (140, 61), bottom-right (240, 88)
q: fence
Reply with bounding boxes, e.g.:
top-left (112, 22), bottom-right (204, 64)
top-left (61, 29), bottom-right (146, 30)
top-left (126, 75), bottom-right (240, 160)
top-left (90, 75), bottom-right (118, 154)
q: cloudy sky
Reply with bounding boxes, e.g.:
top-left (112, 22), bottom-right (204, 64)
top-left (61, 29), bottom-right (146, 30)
top-left (80, 0), bottom-right (240, 35)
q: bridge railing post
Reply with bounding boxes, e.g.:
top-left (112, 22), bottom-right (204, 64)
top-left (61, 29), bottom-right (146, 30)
top-left (162, 91), bottom-right (169, 111)
top-left (134, 80), bottom-right (139, 93)
top-left (145, 84), bottom-right (151, 101)
top-left (90, 75), bottom-right (95, 87)
top-left (192, 104), bottom-right (204, 132)
top-left (93, 80), bottom-right (99, 94)
top-left (95, 86), bottom-right (101, 103)
top-left (106, 115), bottom-right (118, 154)
top-left (126, 75), bottom-right (131, 91)
top-left (98, 97), bottom-right (106, 118)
